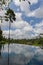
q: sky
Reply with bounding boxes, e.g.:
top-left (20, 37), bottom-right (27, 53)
top-left (0, 0), bottom-right (43, 39)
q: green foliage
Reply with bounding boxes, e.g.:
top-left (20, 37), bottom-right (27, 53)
top-left (1, 37), bottom-right (43, 47)
top-left (0, 28), bottom-right (43, 46)
top-left (0, 27), bottom-right (5, 44)
top-left (2, 0), bottom-right (5, 4)
top-left (5, 16), bottom-right (9, 21)
top-left (19, 0), bottom-right (21, 2)
top-left (10, 37), bottom-right (43, 46)
top-left (0, 41), bottom-right (6, 44)
top-left (5, 8), bottom-right (16, 22)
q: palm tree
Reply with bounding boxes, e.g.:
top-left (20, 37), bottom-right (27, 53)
top-left (5, 8), bottom-right (16, 21)
top-left (0, 0), bottom-right (16, 64)
top-left (5, 8), bottom-right (16, 65)
top-left (5, 8), bottom-right (16, 40)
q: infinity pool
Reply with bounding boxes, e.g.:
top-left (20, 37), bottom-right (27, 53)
top-left (0, 44), bottom-right (43, 65)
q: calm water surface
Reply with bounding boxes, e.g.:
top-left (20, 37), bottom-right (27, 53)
top-left (0, 43), bottom-right (43, 65)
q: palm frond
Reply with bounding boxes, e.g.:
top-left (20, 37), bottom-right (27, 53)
top-left (5, 8), bottom-right (16, 22)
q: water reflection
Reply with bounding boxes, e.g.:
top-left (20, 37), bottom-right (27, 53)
top-left (27, 50), bottom-right (43, 65)
top-left (0, 44), bottom-right (43, 65)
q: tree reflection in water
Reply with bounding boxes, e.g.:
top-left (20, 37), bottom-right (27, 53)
top-left (0, 44), bottom-right (43, 65)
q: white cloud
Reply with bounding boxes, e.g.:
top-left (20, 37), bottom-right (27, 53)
top-left (3, 29), bottom-right (34, 39)
top-left (34, 28), bottom-right (43, 35)
top-left (2, 16), bottom-right (43, 39)
top-left (34, 20), bottom-right (43, 34)
top-left (28, 6), bottom-right (43, 18)
top-left (23, 25), bottom-right (33, 32)
top-left (1, 21), bottom-right (9, 30)
top-left (13, 0), bottom-right (38, 14)
top-left (15, 13), bottom-right (22, 21)
top-left (11, 12), bottom-right (33, 31)
top-left (13, 0), bottom-right (43, 18)
top-left (1, 0), bottom-right (43, 39)
top-left (35, 21), bottom-right (43, 28)
top-left (2, 20), bottom-right (33, 39)
top-left (1, 11), bottom-right (33, 39)
top-left (11, 21), bottom-right (29, 29)
top-left (13, 0), bottom-right (30, 14)
top-left (20, 1), bottom-right (30, 14)
top-left (13, 0), bottom-right (38, 5)
top-left (3, 30), bottom-right (9, 38)
top-left (13, 0), bottom-right (20, 6)
top-left (0, 9), bottom-right (6, 16)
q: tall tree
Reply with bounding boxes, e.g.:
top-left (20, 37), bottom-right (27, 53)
top-left (5, 8), bottom-right (16, 41)
top-left (5, 8), bottom-right (16, 65)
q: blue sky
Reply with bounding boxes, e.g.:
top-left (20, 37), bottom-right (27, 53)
top-left (1, 0), bottom-right (43, 39)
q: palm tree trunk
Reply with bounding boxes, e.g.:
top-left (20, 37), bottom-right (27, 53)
top-left (0, 18), bottom-right (2, 56)
top-left (8, 20), bottom-right (11, 65)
